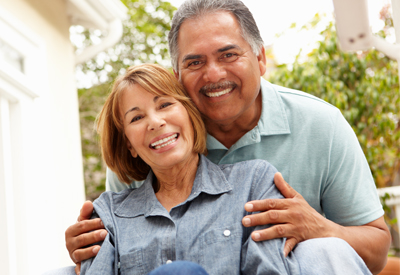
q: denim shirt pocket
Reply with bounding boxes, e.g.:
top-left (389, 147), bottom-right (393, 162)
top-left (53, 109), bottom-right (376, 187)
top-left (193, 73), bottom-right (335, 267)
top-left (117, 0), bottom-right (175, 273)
top-left (200, 224), bottom-right (242, 273)
top-left (119, 249), bottom-right (146, 275)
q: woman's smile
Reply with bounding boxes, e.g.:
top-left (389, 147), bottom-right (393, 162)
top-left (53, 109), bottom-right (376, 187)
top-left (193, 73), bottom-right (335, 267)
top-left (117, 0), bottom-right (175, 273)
top-left (150, 133), bottom-right (179, 150)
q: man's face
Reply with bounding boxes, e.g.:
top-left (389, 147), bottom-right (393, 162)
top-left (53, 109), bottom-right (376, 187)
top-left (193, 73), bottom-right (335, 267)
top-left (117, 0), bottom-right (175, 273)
top-left (175, 11), bottom-right (266, 126)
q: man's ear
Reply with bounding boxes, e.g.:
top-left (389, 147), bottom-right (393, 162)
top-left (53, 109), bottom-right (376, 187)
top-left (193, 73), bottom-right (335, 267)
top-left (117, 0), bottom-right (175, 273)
top-left (173, 69), bottom-right (179, 80)
top-left (257, 45), bottom-right (267, 77)
top-left (126, 140), bottom-right (138, 158)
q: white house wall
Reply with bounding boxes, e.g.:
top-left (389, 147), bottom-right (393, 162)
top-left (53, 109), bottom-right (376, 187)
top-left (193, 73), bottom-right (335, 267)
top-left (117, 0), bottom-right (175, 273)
top-left (0, 0), bottom-right (85, 274)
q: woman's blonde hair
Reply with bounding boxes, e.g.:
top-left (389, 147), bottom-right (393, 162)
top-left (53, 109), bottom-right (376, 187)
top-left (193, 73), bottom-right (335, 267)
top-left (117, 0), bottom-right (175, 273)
top-left (97, 64), bottom-right (207, 183)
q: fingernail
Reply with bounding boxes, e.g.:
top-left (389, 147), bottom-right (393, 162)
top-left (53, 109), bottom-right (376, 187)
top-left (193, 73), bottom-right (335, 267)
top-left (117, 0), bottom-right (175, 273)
top-left (100, 231), bottom-right (107, 238)
top-left (253, 232), bottom-right (260, 241)
top-left (243, 218), bottom-right (251, 226)
top-left (92, 246), bottom-right (100, 254)
top-left (284, 250), bottom-right (288, 257)
top-left (246, 203), bottom-right (253, 211)
top-left (100, 220), bottom-right (104, 226)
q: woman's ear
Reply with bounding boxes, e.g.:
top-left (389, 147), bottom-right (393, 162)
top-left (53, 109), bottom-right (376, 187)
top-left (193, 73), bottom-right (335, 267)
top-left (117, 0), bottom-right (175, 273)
top-left (126, 140), bottom-right (138, 158)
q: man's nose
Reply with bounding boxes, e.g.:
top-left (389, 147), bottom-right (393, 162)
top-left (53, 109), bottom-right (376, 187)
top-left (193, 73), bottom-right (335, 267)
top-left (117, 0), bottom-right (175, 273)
top-left (203, 61), bottom-right (227, 83)
top-left (147, 114), bottom-right (166, 131)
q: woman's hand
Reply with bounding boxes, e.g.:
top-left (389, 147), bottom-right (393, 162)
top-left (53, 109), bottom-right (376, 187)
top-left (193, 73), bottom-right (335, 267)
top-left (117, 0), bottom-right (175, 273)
top-left (65, 201), bottom-right (107, 274)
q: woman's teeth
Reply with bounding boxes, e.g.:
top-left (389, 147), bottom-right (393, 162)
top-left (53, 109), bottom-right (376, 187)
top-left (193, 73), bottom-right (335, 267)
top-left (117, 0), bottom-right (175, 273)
top-left (206, 88), bottom-right (232, 98)
top-left (151, 134), bottom-right (178, 149)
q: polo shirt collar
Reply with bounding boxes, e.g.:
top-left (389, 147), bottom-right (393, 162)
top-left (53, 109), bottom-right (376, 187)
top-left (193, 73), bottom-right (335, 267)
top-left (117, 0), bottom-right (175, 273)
top-left (113, 155), bottom-right (231, 218)
top-left (258, 78), bottom-right (291, 136)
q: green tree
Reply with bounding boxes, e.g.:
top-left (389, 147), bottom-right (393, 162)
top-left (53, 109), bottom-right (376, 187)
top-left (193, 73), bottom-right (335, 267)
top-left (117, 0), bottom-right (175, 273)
top-left (269, 12), bottom-right (400, 189)
top-left (75, 0), bottom-right (176, 201)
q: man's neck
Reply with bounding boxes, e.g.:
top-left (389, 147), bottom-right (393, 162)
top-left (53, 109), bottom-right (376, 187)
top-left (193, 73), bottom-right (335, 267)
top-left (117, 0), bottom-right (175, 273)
top-left (205, 93), bottom-right (262, 149)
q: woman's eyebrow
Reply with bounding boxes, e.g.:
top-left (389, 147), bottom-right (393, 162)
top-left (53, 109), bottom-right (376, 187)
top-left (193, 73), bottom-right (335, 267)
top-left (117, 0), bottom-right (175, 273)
top-left (124, 106), bottom-right (139, 118)
top-left (124, 96), bottom-right (162, 118)
top-left (153, 95), bottom-right (161, 102)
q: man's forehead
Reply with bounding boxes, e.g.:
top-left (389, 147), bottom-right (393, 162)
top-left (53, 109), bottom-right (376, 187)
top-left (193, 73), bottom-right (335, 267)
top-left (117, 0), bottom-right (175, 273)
top-left (177, 14), bottom-right (243, 50)
top-left (177, 11), bottom-right (239, 38)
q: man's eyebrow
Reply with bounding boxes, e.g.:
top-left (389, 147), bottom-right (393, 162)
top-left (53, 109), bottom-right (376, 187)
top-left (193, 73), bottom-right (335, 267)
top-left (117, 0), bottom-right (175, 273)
top-left (181, 54), bottom-right (204, 64)
top-left (217, 44), bottom-right (241, 53)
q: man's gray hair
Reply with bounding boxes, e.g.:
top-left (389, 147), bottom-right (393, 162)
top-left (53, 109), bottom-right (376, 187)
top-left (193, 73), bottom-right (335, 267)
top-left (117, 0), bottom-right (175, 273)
top-left (168, 0), bottom-right (264, 71)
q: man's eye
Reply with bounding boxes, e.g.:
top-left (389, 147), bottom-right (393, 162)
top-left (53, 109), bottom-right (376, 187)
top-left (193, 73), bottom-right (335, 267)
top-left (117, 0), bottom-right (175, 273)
top-left (221, 53), bottom-right (239, 62)
top-left (187, 60), bottom-right (204, 70)
top-left (131, 115), bottom-right (143, 123)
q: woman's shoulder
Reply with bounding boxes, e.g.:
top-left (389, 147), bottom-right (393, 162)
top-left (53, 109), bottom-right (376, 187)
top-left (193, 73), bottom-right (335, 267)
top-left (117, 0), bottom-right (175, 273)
top-left (94, 188), bottom-right (138, 211)
top-left (200, 156), bottom-right (278, 185)
top-left (218, 159), bottom-right (277, 175)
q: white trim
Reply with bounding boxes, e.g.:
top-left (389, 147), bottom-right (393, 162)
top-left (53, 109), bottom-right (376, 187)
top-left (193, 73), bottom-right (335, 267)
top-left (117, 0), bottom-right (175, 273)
top-left (377, 186), bottom-right (400, 207)
top-left (377, 186), bottom-right (400, 244)
top-left (0, 6), bottom-right (45, 99)
top-left (0, 8), bottom-right (43, 50)
top-left (67, 0), bottom-right (128, 65)
top-left (75, 18), bottom-right (124, 65)
top-left (0, 63), bottom-right (40, 99)
top-left (0, 97), bottom-right (17, 275)
top-left (67, 0), bottom-right (127, 31)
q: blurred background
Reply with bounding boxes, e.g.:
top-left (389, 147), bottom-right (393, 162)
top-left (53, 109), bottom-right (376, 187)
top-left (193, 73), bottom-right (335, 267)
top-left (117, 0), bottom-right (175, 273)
top-left (0, 0), bottom-right (399, 274)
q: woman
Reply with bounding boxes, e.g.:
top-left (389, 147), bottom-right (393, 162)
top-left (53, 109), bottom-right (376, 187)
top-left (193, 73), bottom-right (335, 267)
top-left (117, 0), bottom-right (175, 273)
top-left (80, 64), bottom-right (370, 275)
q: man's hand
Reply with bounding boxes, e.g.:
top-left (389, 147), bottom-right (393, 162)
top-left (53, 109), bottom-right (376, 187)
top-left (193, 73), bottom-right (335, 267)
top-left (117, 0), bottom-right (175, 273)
top-left (65, 201), bottom-right (107, 274)
top-left (242, 172), bottom-right (333, 256)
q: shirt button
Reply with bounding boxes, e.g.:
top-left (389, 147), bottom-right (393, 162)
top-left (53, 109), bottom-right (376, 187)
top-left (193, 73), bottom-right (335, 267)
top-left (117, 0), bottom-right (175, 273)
top-left (166, 260), bottom-right (173, 264)
top-left (223, 230), bottom-right (231, 237)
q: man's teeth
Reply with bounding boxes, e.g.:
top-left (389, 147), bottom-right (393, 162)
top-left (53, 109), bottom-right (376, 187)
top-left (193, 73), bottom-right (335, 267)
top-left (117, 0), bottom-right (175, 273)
top-left (206, 88), bottom-right (232, 98)
top-left (151, 134), bottom-right (178, 149)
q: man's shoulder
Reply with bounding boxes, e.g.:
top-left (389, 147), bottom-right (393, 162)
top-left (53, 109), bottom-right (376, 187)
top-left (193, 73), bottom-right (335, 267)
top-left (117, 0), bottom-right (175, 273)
top-left (263, 81), bottom-right (343, 127)
top-left (270, 83), bottom-right (338, 111)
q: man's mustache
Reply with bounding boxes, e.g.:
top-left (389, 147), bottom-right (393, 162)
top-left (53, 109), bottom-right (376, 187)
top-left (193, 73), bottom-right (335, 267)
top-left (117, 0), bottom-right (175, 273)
top-left (199, 81), bottom-right (237, 93)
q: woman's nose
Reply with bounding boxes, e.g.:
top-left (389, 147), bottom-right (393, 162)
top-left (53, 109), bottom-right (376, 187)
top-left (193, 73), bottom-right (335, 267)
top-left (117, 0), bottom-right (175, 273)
top-left (147, 114), bottom-right (166, 131)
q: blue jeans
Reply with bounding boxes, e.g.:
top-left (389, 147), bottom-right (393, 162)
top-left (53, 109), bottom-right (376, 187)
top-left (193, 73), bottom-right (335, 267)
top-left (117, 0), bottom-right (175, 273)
top-left (148, 261), bottom-right (208, 275)
top-left (293, 237), bottom-right (371, 274)
top-left (42, 262), bottom-right (207, 275)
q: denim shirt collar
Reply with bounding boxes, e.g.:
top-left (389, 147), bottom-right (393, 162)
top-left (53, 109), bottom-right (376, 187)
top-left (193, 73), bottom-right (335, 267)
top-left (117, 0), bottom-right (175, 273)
top-left (206, 78), bottom-right (291, 150)
top-left (113, 155), bottom-right (231, 218)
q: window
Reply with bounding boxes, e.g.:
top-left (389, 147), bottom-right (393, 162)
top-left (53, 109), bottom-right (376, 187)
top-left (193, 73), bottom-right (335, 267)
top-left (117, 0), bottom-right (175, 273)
top-left (0, 39), bottom-right (24, 73)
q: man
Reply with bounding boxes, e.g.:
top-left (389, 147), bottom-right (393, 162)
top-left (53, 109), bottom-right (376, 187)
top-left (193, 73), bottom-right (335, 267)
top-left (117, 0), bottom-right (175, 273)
top-left (65, 0), bottom-right (390, 274)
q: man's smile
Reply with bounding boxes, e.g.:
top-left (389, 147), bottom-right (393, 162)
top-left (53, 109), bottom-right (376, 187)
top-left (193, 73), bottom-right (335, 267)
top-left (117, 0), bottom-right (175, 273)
top-left (200, 81), bottom-right (237, 98)
top-left (205, 87), bottom-right (234, 98)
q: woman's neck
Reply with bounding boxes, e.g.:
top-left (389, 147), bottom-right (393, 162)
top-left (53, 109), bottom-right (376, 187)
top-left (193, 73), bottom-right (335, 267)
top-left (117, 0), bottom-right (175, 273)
top-left (153, 153), bottom-right (199, 212)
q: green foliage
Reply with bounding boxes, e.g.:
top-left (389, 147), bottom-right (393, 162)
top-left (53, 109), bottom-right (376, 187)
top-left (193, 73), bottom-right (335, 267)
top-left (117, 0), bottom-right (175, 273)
top-left (77, 0), bottom-right (176, 200)
top-left (269, 15), bottom-right (400, 189)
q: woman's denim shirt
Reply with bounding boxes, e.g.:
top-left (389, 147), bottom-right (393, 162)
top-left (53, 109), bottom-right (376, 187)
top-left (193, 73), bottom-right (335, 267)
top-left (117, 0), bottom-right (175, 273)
top-left (81, 155), bottom-right (300, 275)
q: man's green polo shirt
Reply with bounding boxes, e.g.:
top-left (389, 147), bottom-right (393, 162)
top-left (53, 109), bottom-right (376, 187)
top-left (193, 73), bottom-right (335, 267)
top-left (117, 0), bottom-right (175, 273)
top-left (106, 78), bottom-right (383, 226)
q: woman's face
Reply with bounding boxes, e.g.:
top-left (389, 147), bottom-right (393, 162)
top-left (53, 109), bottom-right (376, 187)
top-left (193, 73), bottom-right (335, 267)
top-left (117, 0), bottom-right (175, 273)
top-left (121, 84), bottom-right (196, 171)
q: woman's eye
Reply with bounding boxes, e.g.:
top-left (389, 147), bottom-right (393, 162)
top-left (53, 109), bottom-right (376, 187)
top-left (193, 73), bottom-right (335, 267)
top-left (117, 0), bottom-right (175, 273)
top-left (131, 115), bottom-right (143, 123)
top-left (160, 102), bottom-right (173, 109)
